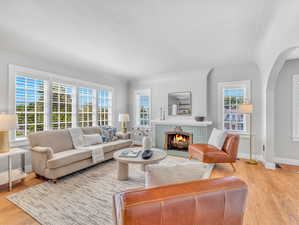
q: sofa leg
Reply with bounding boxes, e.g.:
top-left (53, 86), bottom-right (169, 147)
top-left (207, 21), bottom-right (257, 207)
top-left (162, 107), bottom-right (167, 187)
top-left (230, 163), bottom-right (236, 172)
top-left (52, 179), bottom-right (57, 184)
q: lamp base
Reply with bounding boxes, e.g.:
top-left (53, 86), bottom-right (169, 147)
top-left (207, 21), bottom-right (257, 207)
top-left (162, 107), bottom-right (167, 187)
top-left (246, 159), bottom-right (258, 165)
top-left (0, 131), bottom-right (10, 153)
top-left (121, 121), bottom-right (128, 134)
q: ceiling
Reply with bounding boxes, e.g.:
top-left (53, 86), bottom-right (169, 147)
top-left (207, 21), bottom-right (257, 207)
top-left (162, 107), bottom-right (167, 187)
top-left (0, 0), bottom-right (279, 79)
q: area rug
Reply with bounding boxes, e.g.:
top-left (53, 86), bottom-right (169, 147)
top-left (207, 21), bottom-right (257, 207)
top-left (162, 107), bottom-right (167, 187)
top-left (7, 156), bottom-right (213, 225)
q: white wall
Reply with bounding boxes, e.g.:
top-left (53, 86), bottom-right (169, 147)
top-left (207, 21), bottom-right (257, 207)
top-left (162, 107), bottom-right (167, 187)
top-left (0, 49), bottom-right (129, 172)
top-left (128, 69), bottom-right (210, 127)
top-left (255, 1), bottom-right (299, 165)
top-left (128, 63), bottom-right (263, 157)
top-left (274, 59), bottom-right (299, 163)
top-left (207, 62), bottom-right (263, 156)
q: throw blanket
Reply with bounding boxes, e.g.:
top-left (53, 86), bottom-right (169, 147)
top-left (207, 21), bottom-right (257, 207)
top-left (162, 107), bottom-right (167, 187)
top-left (69, 128), bottom-right (105, 163)
top-left (78, 145), bottom-right (105, 164)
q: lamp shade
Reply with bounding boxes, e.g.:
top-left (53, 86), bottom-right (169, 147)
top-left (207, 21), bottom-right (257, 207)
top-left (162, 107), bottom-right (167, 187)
top-left (0, 114), bottom-right (17, 130)
top-left (118, 113), bottom-right (130, 122)
top-left (238, 104), bottom-right (253, 114)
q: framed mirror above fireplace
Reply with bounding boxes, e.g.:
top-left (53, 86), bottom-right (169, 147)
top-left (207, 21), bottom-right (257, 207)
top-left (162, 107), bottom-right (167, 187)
top-left (168, 91), bottom-right (192, 116)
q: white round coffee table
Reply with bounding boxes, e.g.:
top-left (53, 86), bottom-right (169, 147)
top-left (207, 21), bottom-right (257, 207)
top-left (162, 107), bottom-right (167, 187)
top-left (113, 148), bottom-right (167, 181)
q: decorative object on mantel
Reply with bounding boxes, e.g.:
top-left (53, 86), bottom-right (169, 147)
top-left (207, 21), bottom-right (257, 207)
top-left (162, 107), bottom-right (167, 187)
top-left (131, 127), bottom-right (151, 145)
top-left (0, 114), bottom-right (17, 153)
top-left (172, 104), bottom-right (177, 116)
top-left (142, 136), bottom-right (152, 150)
top-left (118, 113), bottom-right (130, 133)
top-left (238, 101), bottom-right (257, 165)
top-left (195, 116), bottom-right (205, 122)
top-left (160, 105), bottom-right (166, 120)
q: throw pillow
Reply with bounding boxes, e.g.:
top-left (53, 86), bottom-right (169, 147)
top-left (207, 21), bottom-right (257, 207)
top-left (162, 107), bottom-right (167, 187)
top-left (208, 128), bottom-right (227, 149)
top-left (83, 134), bottom-right (103, 146)
top-left (101, 126), bottom-right (118, 142)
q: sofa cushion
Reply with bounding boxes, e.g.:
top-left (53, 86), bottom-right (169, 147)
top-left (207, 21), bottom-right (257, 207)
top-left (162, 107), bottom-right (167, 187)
top-left (83, 134), bottom-right (103, 145)
top-left (84, 139), bottom-right (132, 154)
top-left (28, 130), bottom-right (74, 153)
top-left (110, 139), bottom-right (132, 151)
top-left (82, 126), bottom-right (102, 135)
top-left (46, 140), bottom-right (132, 169)
top-left (47, 149), bottom-right (91, 169)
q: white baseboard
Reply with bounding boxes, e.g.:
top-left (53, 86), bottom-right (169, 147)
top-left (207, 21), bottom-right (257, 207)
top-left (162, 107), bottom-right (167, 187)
top-left (274, 157), bottom-right (299, 166)
top-left (237, 153), bottom-right (263, 161)
top-left (264, 161), bottom-right (276, 170)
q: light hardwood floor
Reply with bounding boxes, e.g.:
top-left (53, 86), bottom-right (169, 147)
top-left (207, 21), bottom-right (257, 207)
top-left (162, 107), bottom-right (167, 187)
top-left (0, 159), bottom-right (298, 225)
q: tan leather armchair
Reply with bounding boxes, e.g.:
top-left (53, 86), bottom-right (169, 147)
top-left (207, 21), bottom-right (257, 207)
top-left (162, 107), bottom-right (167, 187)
top-left (188, 134), bottom-right (240, 171)
top-left (113, 176), bottom-right (248, 225)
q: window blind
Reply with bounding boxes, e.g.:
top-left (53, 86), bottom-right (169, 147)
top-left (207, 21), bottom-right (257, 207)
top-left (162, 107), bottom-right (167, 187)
top-left (15, 76), bottom-right (48, 137)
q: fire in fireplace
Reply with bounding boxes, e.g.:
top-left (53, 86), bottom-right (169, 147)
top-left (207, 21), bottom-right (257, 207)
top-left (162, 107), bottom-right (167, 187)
top-left (164, 126), bottom-right (193, 151)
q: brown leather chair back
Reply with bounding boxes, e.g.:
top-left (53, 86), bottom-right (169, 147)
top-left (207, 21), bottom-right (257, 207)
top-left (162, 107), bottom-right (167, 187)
top-left (113, 177), bottom-right (248, 225)
top-left (222, 133), bottom-right (240, 161)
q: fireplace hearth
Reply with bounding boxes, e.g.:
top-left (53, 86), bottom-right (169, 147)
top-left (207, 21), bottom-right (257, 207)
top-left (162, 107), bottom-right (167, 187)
top-left (164, 126), bottom-right (193, 151)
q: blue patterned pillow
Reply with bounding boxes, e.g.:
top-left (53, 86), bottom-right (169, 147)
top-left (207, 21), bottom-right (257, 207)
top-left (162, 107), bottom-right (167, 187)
top-left (101, 126), bottom-right (118, 142)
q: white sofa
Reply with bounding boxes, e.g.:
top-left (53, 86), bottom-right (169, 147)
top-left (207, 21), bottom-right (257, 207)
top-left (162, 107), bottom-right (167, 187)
top-left (28, 127), bottom-right (132, 181)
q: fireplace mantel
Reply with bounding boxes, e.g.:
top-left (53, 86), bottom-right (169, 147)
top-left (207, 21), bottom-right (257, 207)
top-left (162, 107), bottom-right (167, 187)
top-left (151, 120), bottom-right (212, 127)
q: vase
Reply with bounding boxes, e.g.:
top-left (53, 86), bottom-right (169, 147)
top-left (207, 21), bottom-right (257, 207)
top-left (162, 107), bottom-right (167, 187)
top-left (142, 136), bottom-right (152, 150)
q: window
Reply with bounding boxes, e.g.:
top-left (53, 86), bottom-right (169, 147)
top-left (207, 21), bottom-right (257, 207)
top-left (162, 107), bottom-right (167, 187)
top-left (51, 82), bottom-right (74, 129)
top-left (218, 81), bottom-right (251, 133)
top-left (78, 87), bottom-right (95, 127)
top-left (15, 76), bottom-right (47, 138)
top-left (10, 65), bottom-right (114, 141)
top-left (135, 89), bottom-right (151, 126)
top-left (293, 75), bottom-right (299, 141)
top-left (97, 90), bottom-right (112, 126)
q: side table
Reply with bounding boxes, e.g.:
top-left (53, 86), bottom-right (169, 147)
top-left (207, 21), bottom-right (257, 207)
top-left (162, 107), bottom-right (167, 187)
top-left (0, 148), bottom-right (27, 191)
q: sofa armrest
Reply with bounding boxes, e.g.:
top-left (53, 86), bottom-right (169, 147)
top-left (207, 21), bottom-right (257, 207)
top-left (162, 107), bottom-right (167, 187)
top-left (113, 177), bottom-right (248, 225)
top-left (31, 146), bottom-right (54, 176)
top-left (32, 146), bottom-right (54, 159)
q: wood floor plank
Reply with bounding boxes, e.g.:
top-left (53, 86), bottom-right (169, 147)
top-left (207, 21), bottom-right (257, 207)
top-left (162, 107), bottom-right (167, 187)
top-left (0, 159), bottom-right (298, 225)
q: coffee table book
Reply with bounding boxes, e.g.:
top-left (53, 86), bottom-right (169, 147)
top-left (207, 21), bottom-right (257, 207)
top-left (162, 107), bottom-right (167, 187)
top-left (119, 149), bottom-right (141, 158)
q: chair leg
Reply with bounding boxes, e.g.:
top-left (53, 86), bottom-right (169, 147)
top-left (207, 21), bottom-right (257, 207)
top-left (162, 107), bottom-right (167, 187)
top-left (188, 155), bottom-right (192, 160)
top-left (230, 163), bottom-right (236, 172)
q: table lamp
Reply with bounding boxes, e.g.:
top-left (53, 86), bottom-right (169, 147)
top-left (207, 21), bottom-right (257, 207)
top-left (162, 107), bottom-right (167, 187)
top-left (118, 113), bottom-right (130, 133)
top-left (0, 114), bottom-right (17, 153)
top-left (238, 103), bottom-right (257, 165)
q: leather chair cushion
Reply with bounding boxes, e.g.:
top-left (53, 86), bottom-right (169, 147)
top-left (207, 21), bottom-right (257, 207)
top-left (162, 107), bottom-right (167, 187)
top-left (189, 144), bottom-right (231, 163)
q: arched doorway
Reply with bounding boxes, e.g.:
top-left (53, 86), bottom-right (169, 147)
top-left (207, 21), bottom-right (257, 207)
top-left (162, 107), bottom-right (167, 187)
top-left (265, 47), bottom-right (299, 167)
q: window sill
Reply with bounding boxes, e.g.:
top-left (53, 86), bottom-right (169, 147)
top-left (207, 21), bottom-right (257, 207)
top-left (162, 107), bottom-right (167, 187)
top-left (10, 138), bottom-right (29, 148)
top-left (292, 137), bottom-right (299, 142)
top-left (227, 132), bottom-right (250, 139)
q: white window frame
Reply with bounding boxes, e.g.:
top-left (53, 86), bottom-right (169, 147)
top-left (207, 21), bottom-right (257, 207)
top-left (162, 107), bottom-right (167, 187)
top-left (218, 80), bottom-right (251, 135)
top-left (292, 75), bottom-right (299, 142)
top-left (51, 82), bottom-right (76, 130)
top-left (135, 89), bottom-right (151, 127)
top-left (14, 75), bottom-right (48, 138)
top-left (97, 89), bottom-right (113, 126)
top-left (9, 64), bottom-right (114, 142)
top-left (78, 87), bottom-right (96, 127)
